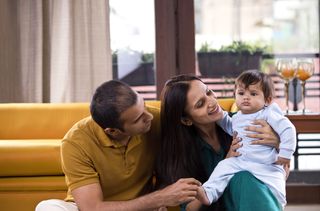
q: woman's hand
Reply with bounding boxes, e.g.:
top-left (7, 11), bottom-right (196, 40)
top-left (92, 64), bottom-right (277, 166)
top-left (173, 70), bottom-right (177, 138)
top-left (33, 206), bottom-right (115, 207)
top-left (245, 119), bottom-right (280, 149)
top-left (275, 157), bottom-right (290, 166)
top-left (275, 157), bottom-right (291, 180)
top-left (283, 163), bottom-right (290, 180)
top-left (226, 132), bottom-right (242, 158)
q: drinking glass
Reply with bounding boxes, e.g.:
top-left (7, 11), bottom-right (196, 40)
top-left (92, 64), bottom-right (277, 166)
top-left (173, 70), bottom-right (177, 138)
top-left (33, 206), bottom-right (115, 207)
top-left (276, 59), bottom-right (296, 113)
top-left (296, 59), bottom-right (314, 113)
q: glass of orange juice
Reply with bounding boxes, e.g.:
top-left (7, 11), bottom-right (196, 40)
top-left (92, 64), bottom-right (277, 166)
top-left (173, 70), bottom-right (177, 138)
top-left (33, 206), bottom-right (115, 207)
top-left (276, 59), bottom-right (296, 113)
top-left (296, 59), bottom-right (314, 113)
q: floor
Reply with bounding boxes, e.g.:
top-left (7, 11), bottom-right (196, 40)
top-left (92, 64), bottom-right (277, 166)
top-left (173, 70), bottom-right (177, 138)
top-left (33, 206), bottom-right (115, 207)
top-left (285, 204), bottom-right (320, 211)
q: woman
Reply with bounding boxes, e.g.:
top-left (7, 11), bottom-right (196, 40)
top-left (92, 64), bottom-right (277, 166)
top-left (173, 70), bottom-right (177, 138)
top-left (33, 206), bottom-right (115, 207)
top-left (156, 75), bottom-right (283, 211)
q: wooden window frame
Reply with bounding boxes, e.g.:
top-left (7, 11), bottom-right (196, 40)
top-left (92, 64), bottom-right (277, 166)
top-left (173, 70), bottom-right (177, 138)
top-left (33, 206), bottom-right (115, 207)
top-left (154, 0), bottom-right (196, 98)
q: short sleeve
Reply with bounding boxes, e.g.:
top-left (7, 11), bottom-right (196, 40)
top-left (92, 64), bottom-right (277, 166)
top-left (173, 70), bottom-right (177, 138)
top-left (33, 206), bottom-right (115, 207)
top-left (61, 136), bottom-right (99, 191)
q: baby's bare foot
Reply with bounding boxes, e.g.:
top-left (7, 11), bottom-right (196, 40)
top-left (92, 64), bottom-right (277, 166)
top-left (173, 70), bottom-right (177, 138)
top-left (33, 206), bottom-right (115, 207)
top-left (196, 187), bottom-right (210, 205)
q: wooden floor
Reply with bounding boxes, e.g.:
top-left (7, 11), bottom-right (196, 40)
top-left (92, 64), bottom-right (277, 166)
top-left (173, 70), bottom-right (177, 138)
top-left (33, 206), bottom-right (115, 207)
top-left (286, 183), bottom-right (320, 204)
top-left (286, 204), bottom-right (320, 211)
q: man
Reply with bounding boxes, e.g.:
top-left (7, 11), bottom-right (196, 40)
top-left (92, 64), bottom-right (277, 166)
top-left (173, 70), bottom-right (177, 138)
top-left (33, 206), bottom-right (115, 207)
top-left (36, 80), bottom-right (200, 211)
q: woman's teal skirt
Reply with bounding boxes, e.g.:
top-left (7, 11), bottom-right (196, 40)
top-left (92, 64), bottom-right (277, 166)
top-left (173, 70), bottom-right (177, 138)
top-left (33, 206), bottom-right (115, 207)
top-left (180, 171), bottom-right (281, 211)
top-left (223, 171), bottom-right (281, 211)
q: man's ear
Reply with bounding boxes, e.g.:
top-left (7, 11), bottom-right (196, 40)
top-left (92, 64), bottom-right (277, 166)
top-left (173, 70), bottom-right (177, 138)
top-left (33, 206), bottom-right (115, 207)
top-left (104, 128), bottom-right (122, 136)
top-left (181, 117), bottom-right (193, 126)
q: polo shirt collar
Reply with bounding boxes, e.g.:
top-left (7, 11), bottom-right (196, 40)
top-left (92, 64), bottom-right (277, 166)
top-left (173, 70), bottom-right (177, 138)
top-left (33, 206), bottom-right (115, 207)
top-left (90, 119), bottom-right (142, 148)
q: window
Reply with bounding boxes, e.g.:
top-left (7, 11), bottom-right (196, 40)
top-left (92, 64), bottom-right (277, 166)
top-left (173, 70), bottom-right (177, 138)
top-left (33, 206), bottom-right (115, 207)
top-left (194, 0), bottom-right (319, 53)
top-left (194, 0), bottom-right (319, 113)
top-left (194, 0), bottom-right (320, 170)
top-left (109, 0), bottom-right (155, 87)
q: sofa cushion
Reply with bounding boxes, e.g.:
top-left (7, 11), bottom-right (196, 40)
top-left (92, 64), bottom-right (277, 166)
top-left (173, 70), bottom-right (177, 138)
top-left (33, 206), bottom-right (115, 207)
top-left (0, 176), bottom-right (66, 191)
top-left (0, 103), bottom-right (90, 139)
top-left (0, 139), bottom-right (63, 176)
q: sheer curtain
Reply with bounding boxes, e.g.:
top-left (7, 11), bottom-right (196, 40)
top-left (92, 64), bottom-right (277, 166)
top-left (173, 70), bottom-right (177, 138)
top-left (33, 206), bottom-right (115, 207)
top-left (0, 0), bottom-right (111, 103)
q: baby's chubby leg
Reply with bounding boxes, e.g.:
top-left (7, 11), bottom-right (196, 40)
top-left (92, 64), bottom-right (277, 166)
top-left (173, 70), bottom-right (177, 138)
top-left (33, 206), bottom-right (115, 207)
top-left (202, 157), bottom-right (242, 204)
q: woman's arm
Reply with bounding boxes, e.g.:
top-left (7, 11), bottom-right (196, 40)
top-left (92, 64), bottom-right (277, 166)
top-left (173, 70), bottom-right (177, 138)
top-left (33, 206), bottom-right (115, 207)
top-left (226, 131), bottom-right (242, 158)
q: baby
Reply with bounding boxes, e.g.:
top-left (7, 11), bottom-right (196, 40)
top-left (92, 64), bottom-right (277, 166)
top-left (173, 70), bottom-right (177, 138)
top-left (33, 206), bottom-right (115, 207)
top-left (197, 70), bottom-right (296, 209)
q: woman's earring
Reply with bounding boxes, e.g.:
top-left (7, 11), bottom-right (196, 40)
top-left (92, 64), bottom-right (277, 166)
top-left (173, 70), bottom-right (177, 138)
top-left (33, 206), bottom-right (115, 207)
top-left (181, 118), bottom-right (192, 126)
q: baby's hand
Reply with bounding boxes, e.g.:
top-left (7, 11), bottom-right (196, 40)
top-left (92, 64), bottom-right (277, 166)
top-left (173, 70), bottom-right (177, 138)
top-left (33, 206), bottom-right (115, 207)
top-left (275, 157), bottom-right (290, 165)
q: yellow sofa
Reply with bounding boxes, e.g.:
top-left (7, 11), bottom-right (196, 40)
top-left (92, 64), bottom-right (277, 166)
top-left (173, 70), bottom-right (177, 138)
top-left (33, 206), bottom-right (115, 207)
top-left (0, 99), bottom-right (235, 211)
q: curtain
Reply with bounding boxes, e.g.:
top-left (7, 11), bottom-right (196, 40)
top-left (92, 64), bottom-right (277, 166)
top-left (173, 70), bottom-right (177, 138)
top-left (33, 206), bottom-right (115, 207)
top-left (0, 0), bottom-right (112, 103)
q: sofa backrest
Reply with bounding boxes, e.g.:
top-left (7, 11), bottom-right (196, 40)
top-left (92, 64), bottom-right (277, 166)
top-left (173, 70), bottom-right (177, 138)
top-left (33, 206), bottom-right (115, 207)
top-left (0, 99), bottom-right (235, 139)
top-left (145, 99), bottom-right (236, 111)
top-left (0, 103), bottom-right (90, 139)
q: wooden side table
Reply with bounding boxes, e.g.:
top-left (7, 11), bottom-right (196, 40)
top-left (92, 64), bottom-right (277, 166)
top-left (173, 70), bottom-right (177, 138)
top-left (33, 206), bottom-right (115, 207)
top-left (286, 114), bottom-right (320, 133)
top-left (285, 114), bottom-right (320, 204)
top-left (286, 113), bottom-right (320, 169)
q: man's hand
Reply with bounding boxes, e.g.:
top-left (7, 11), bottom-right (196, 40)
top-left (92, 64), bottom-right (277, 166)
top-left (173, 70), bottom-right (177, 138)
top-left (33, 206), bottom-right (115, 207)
top-left (245, 119), bottom-right (280, 148)
top-left (157, 178), bottom-right (201, 207)
top-left (226, 132), bottom-right (242, 158)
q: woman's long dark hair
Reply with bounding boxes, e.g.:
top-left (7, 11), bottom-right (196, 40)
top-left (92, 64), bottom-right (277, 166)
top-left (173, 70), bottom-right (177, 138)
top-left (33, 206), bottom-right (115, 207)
top-left (156, 75), bottom-right (208, 188)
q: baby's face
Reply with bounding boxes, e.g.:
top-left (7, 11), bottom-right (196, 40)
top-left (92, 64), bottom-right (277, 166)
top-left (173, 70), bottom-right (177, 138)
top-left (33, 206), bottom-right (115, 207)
top-left (235, 82), bottom-right (266, 114)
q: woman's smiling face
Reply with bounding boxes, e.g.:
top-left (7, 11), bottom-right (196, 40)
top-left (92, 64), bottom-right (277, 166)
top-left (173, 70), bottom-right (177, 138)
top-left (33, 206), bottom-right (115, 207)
top-left (184, 80), bottom-right (224, 126)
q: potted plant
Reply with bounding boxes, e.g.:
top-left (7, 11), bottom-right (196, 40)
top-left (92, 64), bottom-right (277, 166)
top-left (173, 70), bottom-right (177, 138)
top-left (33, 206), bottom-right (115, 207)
top-left (121, 52), bottom-right (155, 85)
top-left (197, 41), bottom-right (268, 77)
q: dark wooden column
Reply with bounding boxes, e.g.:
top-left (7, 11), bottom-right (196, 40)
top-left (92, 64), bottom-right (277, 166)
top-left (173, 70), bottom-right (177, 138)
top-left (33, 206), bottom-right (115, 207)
top-left (154, 0), bottom-right (196, 99)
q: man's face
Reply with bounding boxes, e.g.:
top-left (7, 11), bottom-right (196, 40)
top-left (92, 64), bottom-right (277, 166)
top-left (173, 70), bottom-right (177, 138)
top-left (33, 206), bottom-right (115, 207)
top-left (119, 95), bottom-right (154, 136)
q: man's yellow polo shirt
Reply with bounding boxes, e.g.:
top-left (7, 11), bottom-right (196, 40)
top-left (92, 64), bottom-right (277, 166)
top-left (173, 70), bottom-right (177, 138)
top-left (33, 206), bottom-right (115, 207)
top-left (61, 105), bottom-right (160, 202)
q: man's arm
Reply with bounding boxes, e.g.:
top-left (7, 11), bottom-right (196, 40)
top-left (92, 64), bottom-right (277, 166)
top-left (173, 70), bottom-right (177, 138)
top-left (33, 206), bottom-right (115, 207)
top-left (72, 178), bottom-right (201, 211)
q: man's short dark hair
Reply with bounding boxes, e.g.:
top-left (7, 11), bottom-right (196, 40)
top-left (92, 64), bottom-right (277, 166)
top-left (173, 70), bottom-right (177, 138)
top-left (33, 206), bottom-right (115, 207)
top-left (90, 80), bottom-right (137, 130)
